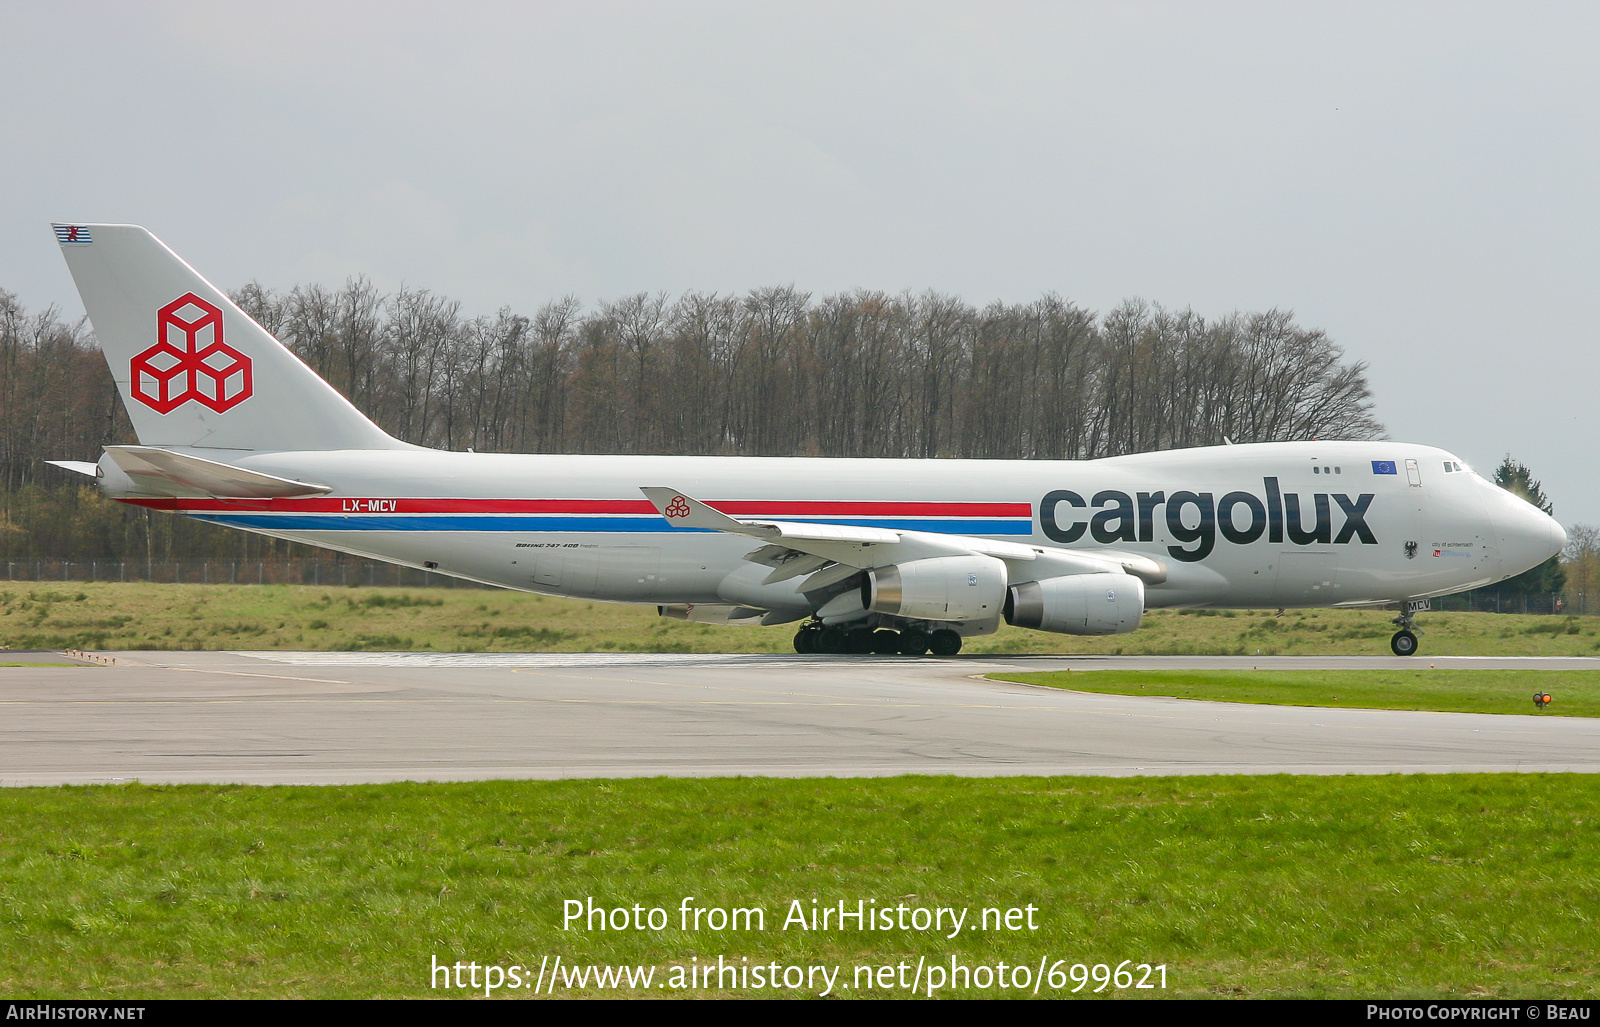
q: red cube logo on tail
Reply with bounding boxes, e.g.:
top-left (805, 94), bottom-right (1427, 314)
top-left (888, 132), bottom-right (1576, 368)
top-left (131, 294), bottom-right (253, 413)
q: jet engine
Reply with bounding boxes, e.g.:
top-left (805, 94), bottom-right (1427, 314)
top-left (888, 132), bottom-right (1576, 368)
top-left (861, 554), bottom-right (1007, 622)
top-left (1004, 572), bottom-right (1144, 635)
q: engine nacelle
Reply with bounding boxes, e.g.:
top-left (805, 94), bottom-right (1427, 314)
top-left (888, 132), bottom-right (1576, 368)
top-left (862, 554), bottom-right (1007, 622)
top-left (1004, 572), bottom-right (1144, 635)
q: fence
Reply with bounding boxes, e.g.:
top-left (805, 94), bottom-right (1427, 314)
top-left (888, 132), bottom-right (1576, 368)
top-left (1, 558), bottom-right (491, 589)
top-left (1426, 591), bottom-right (1583, 617)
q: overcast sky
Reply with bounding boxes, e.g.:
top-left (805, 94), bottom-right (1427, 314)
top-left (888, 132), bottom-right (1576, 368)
top-left (3, 2), bottom-right (1596, 523)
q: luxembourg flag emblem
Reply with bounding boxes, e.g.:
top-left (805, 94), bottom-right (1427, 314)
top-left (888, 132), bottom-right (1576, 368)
top-left (53, 225), bottom-right (93, 244)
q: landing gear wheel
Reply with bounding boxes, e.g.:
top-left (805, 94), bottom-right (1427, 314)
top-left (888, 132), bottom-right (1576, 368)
top-left (899, 629), bottom-right (931, 656)
top-left (793, 625), bottom-right (821, 654)
top-left (929, 629), bottom-right (963, 657)
top-left (1389, 604), bottom-right (1424, 656)
top-left (871, 629), bottom-right (902, 654)
top-left (847, 627), bottom-right (876, 654)
top-left (818, 625), bottom-right (849, 654)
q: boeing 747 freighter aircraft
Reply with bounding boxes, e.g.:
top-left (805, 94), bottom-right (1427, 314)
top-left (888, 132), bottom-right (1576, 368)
top-left (47, 224), bottom-right (1565, 656)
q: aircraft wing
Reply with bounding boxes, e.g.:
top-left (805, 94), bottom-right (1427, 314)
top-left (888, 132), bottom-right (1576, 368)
top-left (866, 529), bottom-right (1163, 583)
top-left (640, 487), bottom-right (1167, 591)
top-left (1048, 548), bottom-right (1167, 584)
top-left (640, 486), bottom-right (900, 575)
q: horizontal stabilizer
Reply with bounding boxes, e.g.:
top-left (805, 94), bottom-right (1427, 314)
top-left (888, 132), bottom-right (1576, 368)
top-left (46, 460), bottom-right (100, 478)
top-left (103, 446), bottom-right (332, 499)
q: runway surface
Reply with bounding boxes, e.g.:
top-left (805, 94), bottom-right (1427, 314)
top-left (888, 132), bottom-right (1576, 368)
top-left (1, 651), bottom-right (1597, 785)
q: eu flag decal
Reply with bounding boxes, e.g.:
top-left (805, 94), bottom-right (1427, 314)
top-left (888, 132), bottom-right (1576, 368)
top-left (53, 225), bottom-right (93, 245)
top-left (1372, 460), bottom-right (1397, 475)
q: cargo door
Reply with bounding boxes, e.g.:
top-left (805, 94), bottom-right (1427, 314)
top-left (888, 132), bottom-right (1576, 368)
top-left (557, 546), bottom-right (600, 595)
top-left (531, 551), bottom-right (564, 588)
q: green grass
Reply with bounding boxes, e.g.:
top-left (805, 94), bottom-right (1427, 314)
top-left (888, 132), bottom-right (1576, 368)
top-left (0, 776), bottom-right (1597, 998)
top-left (991, 670), bottom-right (1600, 718)
top-left (0, 662), bottom-right (89, 668)
top-left (2, 583), bottom-right (1599, 656)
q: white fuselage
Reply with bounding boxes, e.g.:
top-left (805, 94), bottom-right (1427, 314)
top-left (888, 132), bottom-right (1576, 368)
top-left (56, 223), bottom-right (1567, 651)
top-left (110, 439), bottom-right (1563, 616)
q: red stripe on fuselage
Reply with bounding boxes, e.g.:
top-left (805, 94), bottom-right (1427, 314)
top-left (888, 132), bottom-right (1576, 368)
top-left (119, 497), bottom-right (1033, 516)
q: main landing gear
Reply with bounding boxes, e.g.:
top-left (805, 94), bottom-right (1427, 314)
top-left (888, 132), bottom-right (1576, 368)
top-left (793, 622), bottom-right (962, 656)
top-left (1390, 604), bottom-right (1424, 656)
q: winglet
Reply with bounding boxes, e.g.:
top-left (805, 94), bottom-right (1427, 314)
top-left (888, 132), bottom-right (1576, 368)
top-left (640, 487), bottom-right (898, 574)
top-left (640, 487), bottom-right (752, 533)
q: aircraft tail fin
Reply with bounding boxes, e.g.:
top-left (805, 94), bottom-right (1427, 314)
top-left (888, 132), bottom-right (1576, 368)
top-left (51, 223), bottom-right (406, 453)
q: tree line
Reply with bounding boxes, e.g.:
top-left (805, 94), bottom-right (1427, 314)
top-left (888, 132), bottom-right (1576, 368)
top-left (229, 280), bottom-right (1384, 460)
top-left (2, 280), bottom-right (1385, 561)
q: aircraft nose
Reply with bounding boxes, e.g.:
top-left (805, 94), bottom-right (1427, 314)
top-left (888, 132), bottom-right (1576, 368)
top-left (1496, 493), bottom-right (1565, 578)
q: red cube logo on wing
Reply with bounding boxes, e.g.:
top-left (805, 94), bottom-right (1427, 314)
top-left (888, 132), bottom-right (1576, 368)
top-left (130, 293), bottom-right (253, 413)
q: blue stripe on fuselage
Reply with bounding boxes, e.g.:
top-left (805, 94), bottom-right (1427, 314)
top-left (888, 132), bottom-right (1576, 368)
top-left (187, 514), bottom-right (1034, 535)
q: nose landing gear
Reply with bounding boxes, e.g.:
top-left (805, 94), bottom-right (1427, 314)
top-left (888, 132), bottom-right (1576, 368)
top-left (1390, 602), bottom-right (1426, 656)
